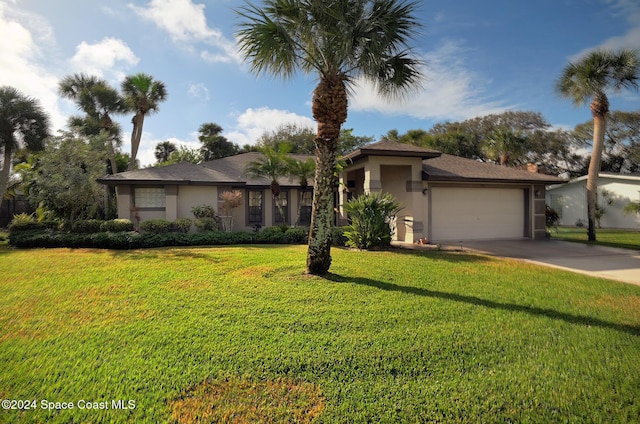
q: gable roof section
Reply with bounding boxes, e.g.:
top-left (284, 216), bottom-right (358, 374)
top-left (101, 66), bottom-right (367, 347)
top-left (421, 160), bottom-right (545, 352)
top-left (422, 154), bottom-right (564, 184)
top-left (98, 152), bottom-right (315, 187)
top-left (344, 140), bottom-right (441, 162)
top-left (97, 161), bottom-right (226, 185)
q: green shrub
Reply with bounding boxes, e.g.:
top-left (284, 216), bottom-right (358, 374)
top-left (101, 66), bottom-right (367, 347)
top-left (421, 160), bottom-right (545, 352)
top-left (256, 226), bottom-right (287, 243)
top-left (545, 205), bottom-right (560, 228)
top-left (284, 227), bottom-right (308, 244)
top-left (331, 226), bottom-right (348, 247)
top-left (343, 193), bottom-right (402, 250)
top-left (195, 217), bottom-right (219, 232)
top-left (191, 204), bottom-right (218, 219)
top-left (71, 219), bottom-right (104, 233)
top-left (140, 219), bottom-right (171, 234)
top-left (101, 219), bottom-right (134, 232)
top-left (170, 218), bottom-right (192, 233)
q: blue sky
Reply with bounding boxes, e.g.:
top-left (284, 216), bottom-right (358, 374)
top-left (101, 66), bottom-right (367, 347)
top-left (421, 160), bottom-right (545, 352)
top-left (2, 0), bottom-right (639, 166)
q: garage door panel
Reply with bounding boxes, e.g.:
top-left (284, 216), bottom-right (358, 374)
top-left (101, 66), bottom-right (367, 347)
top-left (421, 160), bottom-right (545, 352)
top-left (432, 187), bottom-right (524, 241)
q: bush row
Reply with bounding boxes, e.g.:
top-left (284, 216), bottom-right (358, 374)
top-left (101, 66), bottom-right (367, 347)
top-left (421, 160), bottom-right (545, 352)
top-left (9, 226), bottom-right (348, 250)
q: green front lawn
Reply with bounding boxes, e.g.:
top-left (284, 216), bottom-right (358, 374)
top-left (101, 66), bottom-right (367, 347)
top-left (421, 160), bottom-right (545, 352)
top-left (551, 227), bottom-right (640, 250)
top-left (1, 245), bottom-right (639, 422)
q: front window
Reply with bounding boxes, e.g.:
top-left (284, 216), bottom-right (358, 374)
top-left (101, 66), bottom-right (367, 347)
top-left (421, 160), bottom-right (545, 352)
top-left (274, 191), bottom-right (289, 224)
top-left (135, 187), bottom-right (165, 208)
top-left (299, 191), bottom-right (312, 225)
top-left (248, 190), bottom-right (263, 223)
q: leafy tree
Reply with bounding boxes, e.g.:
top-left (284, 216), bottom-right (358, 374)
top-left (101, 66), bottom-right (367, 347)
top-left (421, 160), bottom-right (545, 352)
top-left (0, 86), bottom-right (50, 199)
top-left (556, 49), bottom-right (639, 241)
top-left (154, 140), bottom-right (177, 163)
top-left (237, 0), bottom-right (423, 274)
top-left (25, 134), bottom-right (106, 225)
top-left (287, 157), bottom-right (315, 226)
top-left (258, 124), bottom-right (316, 154)
top-left (198, 123), bottom-right (238, 161)
top-left (121, 73), bottom-right (168, 170)
top-left (58, 73), bottom-right (126, 175)
top-left (154, 146), bottom-right (203, 167)
top-left (482, 127), bottom-right (529, 166)
top-left (337, 128), bottom-right (374, 156)
top-left (572, 110), bottom-right (640, 174)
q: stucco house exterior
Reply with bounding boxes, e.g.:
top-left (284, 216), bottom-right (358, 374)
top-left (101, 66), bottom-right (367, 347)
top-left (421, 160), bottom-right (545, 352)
top-left (99, 140), bottom-right (563, 242)
top-left (546, 173), bottom-right (640, 229)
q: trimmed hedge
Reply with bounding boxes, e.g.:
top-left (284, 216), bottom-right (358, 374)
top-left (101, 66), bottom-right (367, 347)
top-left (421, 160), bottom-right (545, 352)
top-left (140, 219), bottom-right (171, 234)
top-left (71, 219), bottom-right (103, 234)
top-left (8, 225), bottom-right (348, 250)
top-left (101, 219), bottom-right (135, 232)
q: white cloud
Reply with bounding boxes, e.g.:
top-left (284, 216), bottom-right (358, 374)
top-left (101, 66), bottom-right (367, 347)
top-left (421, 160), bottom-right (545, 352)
top-left (0, 3), bottom-right (66, 131)
top-left (70, 37), bottom-right (139, 80)
top-left (187, 83), bottom-right (210, 101)
top-left (349, 40), bottom-right (508, 121)
top-left (226, 107), bottom-right (315, 146)
top-left (129, 0), bottom-right (241, 64)
top-left (571, 0), bottom-right (640, 58)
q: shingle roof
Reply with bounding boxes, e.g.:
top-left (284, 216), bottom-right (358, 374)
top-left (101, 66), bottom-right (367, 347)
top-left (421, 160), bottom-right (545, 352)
top-left (344, 140), bottom-right (441, 161)
top-left (98, 152), bottom-right (315, 187)
top-left (422, 154), bottom-right (564, 184)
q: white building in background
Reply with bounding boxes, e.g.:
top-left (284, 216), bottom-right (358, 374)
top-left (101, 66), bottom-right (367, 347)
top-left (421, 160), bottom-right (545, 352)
top-left (546, 173), bottom-right (640, 229)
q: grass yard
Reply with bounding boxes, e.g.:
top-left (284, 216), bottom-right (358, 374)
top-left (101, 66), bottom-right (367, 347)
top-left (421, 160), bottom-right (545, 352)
top-left (551, 227), bottom-right (640, 250)
top-left (0, 243), bottom-right (639, 423)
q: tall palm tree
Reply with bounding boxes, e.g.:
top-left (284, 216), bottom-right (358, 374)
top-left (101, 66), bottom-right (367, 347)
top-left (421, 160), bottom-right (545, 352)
top-left (287, 157), bottom-right (315, 226)
top-left (121, 73), bottom-right (167, 170)
top-left (245, 145), bottom-right (291, 223)
top-left (58, 73), bottom-right (127, 175)
top-left (154, 140), bottom-right (177, 163)
top-left (556, 49), bottom-right (639, 241)
top-left (0, 86), bottom-right (50, 198)
top-left (237, 0), bottom-right (423, 274)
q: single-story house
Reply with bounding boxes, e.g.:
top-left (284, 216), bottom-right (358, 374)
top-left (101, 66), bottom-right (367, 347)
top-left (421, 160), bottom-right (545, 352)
top-left (99, 140), bottom-right (563, 242)
top-left (546, 173), bottom-right (640, 229)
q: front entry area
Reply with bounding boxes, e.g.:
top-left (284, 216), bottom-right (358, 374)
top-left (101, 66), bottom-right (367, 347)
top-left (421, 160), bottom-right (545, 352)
top-left (430, 187), bottom-right (526, 241)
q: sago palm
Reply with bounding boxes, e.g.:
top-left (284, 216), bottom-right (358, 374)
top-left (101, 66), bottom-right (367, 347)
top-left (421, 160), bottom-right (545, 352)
top-left (0, 86), bottom-right (50, 198)
top-left (121, 73), bottom-right (167, 170)
top-left (556, 49), bottom-right (639, 241)
top-left (236, 0), bottom-right (423, 274)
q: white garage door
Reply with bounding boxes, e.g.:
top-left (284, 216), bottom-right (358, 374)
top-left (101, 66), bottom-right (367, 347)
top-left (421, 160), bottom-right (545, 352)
top-left (431, 187), bottom-right (525, 241)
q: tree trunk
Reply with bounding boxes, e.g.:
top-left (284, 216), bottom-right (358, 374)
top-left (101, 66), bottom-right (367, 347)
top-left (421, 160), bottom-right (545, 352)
top-left (586, 113), bottom-right (606, 242)
top-left (0, 143), bottom-right (13, 199)
top-left (306, 137), bottom-right (338, 274)
top-left (306, 74), bottom-right (347, 275)
top-left (129, 112), bottom-right (145, 171)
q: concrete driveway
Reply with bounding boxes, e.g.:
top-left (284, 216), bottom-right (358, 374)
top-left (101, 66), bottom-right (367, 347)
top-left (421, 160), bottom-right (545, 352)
top-left (456, 239), bottom-right (640, 286)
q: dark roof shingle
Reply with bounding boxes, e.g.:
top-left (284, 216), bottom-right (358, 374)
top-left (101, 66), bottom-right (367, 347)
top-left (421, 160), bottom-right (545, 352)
top-left (422, 154), bottom-right (564, 184)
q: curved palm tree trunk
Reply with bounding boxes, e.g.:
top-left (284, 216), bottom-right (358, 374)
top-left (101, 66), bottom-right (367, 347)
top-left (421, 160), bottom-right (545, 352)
top-left (306, 75), bottom-right (347, 275)
top-left (129, 112), bottom-right (145, 170)
top-left (586, 113), bottom-right (607, 241)
top-left (0, 143), bottom-right (13, 198)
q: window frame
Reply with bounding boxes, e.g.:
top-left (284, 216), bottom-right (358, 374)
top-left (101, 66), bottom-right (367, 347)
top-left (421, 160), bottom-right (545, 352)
top-left (273, 190), bottom-right (290, 225)
top-left (247, 189), bottom-right (264, 225)
top-left (133, 187), bottom-right (166, 210)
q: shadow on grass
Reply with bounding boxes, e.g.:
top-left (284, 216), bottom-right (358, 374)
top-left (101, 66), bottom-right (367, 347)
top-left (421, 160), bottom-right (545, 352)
top-left (325, 273), bottom-right (640, 337)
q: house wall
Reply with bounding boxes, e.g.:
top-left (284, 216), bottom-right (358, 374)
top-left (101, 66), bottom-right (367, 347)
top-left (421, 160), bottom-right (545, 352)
top-left (340, 156), bottom-right (425, 242)
top-left (547, 177), bottom-right (640, 229)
